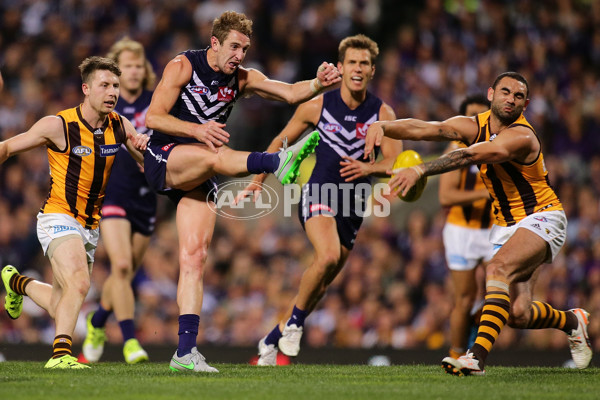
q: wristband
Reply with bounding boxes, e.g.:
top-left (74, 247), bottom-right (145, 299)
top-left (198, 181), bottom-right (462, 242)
top-left (411, 165), bottom-right (425, 178)
top-left (310, 78), bottom-right (323, 93)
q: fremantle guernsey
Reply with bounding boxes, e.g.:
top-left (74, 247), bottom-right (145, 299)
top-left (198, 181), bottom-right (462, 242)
top-left (150, 48), bottom-right (241, 147)
top-left (300, 89), bottom-right (382, 249)
top-left (311, 89), bottom-right (382, 185)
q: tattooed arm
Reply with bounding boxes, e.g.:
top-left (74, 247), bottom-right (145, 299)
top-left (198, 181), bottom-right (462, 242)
top-left (364, 116), bottom-right (479, 160)
top-left (388, 125), bottom-right (537, 196)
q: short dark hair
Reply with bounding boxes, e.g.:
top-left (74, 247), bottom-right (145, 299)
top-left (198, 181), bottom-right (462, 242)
top-left (338, 34), bottom-right (379, 64)
top-left (211, 11), bottom-right (253, 44)
top-left (492, 72), bottom-right (529, 98)
top-left (459, 94), bottom-right (490, 115)
top-left (78, 56), bottom-right (121, 84)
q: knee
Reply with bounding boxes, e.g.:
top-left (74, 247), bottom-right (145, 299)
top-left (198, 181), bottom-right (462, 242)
top-left (112, 261), bottom-right (133, 280)
top-left (486, 260), bottom-right (511, 281)
top-left (67, 271), bottom-right (91, 298)
top-left (315, 249), bottom-right (341, 270)
top-left (455, 291), bottom-right (477, 312)
top-left (179, 243), bottom-right (210, 277)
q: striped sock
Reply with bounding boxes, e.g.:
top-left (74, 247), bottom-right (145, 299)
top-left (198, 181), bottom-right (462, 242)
top-left (470, 288), bottom-right (510, 365)
top-left (526, 301), bottom-right (577, 332)
top-left (9, 274), bottom-right (33, 295)
top-left (52, 334), bottom-right (72, 358)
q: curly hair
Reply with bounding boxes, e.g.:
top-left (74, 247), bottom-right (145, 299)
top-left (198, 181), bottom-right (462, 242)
top-left (211, 11), bottom-right (253, 44)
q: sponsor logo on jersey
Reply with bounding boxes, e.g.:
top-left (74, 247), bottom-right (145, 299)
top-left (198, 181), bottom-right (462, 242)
top-left (533, 216), bottom-right (548, 222)
top-left (309, 204), bottom-right (334, 213)
top-left (489, 133), bottom-right (498, 141)
top-left (93, 128), bottom-right (104, 135)
top-left (162, 143), bottom-right (175, 151)
top-left (345, 115), bottom-right (357, 122)
top-left (190, 85), bottom-right (209, 95)
top-left (72, 146), bottom-right (92, 157)
top-left (355, 122), bottom-right (369, 139)
top-left (323, 123), bottom-right (342, 133)
top-left (217, 86), bottom-right (235, 102)
top-left (99, 144), bottom-right (121, 157)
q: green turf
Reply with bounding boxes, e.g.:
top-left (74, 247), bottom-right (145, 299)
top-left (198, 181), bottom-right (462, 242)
top-left (0, 362), bottom-right (598, 400)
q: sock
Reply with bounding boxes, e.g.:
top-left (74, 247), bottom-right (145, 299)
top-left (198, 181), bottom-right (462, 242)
top-left (470, 288), bottom-right (510, 365)
top-left (247, 152), bottom-right (279, 174)
top-left (118, 319), bottom-right (136, 342)
top-left (52, 334), bottom-right (72, 358)
top-left (177, 314), bottom-right (199, 357)
top-left (526, 301), bottom-right (577, 332)
top-left (264, 325), bottom-right (282, 346)
top-left (91, 305), bottom-right (111, 328)
top-left (9, 273), bottom-right (33, 295)
top-left (287, 305), bottom-right (308, 327)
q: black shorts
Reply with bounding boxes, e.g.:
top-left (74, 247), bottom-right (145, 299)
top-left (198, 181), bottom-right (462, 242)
top-left (298, 182), bottom-right (367, 250)
top-left (144, 141), bottom-right (217, 205)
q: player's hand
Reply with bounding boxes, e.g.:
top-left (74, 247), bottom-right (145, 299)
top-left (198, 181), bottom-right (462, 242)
top-left (386, 167), bottom-right (420, 197)
top-left (128, 131), bottom-right (149, 151)
top-left (364, 121), bottom-right (384, 162)
top-left (340, 156), bottom-right (371, 182)
top-left (315, 62), bottom-right (341, 88)
top-left (234, 174), bottom-right (267, 205)
top-left (193, 121), bottom-right (230, 152)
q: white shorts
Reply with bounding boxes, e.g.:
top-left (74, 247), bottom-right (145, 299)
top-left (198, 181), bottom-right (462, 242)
top-left (443, 223), bottom-right (494, 271)
top-left (489, 210), bottom-right (567, 263)
top-left (36, 212), bottom-right (99, 264)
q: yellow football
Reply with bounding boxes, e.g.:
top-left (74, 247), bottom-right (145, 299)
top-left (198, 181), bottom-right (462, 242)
top-left (392, 150), bottom-right (427, 202)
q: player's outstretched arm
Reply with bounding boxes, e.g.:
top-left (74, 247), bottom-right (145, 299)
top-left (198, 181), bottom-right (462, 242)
top-left (146, 55), bottom-right (230, 152)
top-left (388, 125), bottom-right (535, 197)
top-left (364, 116), bottom-right (478, 161)
top-left (438, 142), bottom-right (489, 207)
top-left (242, 62), bottom-right (341, 105)
top-left (0, 116), bottom-right (64, 164)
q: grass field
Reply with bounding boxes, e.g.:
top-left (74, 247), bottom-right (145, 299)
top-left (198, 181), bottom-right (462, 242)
top-left (1, 362), bottom-right (599, 400)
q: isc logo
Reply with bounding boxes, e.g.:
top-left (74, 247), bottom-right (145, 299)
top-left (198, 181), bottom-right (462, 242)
top-left (72, 146), bottom-right (92, 157)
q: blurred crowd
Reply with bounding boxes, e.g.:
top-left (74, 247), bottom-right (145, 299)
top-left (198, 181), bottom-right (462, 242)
top-left (1, 0), bottom-right (600, 356)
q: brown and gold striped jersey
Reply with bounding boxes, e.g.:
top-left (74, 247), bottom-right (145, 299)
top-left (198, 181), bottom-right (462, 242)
top-left (446, 141), bottom-right (494, 229)
top-left (473, 110), bottom-right (562, 227)
top-left (41, 105), bottom-right (127, 229)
